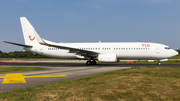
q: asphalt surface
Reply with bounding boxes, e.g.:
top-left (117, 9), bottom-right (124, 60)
top-left (0, 61), bottom-right (180, 92)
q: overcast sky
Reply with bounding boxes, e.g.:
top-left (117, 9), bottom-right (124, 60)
top-left (0, 0), bottom-right (180, 52)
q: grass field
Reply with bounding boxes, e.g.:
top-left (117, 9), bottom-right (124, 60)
top-left (0, 67), bottom-right (46, 73)
top-left (0, 66), bottom-right (179, 101)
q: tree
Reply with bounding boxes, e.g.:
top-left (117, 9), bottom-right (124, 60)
top-left (0, 50), bottom-right (48, 58)
top-left (176, 50), bottom-right (180, 54)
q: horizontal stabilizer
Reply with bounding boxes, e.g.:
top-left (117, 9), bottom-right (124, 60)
top-left (3, 41), bottom-right (32, 48)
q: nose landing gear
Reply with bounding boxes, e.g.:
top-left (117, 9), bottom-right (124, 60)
top-left (158, 62), bottom-right (161, 65)
top-left (158, 61), bottom-right (161, 65)
top-left (86, 60), bottom-right (96, 65)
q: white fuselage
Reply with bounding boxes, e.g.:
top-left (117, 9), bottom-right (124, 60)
top-left (24, 42), bottom-right (178, 61)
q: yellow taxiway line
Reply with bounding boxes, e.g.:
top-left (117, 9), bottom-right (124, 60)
top-left (0, 73), bottom-right (67, 84)
top-left (24, 75), bottom-right (67, 78)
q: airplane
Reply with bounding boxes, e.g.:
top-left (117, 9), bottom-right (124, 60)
top-left (4, 17), bottom-right (178, 65)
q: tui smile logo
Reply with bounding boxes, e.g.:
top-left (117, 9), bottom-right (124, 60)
top-left (28, 35), bottom-right (35, 41)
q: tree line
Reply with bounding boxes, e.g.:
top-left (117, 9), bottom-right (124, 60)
top-left (0, 50), bottom-right (180, 58)
top-left (176, 50), bottom-right (180, 54)
top-left (0, 51), bottom-right (48, 58)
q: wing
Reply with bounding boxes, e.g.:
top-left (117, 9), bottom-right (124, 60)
top-left (33, 30), bottom-right (99, 57)
top-left (43, 42), bottom-right (98, 57)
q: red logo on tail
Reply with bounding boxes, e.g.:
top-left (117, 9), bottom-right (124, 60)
top-left (28, 35), bottom-right (35, 41)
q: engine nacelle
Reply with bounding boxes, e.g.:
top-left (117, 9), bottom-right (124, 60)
top-left (98, 53), bottom-right (118, 62)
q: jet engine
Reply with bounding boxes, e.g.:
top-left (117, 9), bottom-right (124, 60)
top-left (98, 53), bottom-right (118, 62)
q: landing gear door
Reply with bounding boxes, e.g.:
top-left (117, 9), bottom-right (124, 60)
top-left (156, 46), bottom-right (160, 54)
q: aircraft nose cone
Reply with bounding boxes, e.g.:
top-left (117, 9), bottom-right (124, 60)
top-left (172, 50), bottom-right (178, 56)
top-left (175, 51), bottom-right (178, 55)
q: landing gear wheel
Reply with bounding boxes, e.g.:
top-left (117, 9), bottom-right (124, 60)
top-left (86, 60), bottom-right (92, 65)
top-left (158, 62), bottom-right (161, 65)
top-left (91, 60), bottom-right (96, 65)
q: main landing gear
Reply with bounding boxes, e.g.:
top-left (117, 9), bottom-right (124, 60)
top-left (86, 60), bottom-right (96, 65)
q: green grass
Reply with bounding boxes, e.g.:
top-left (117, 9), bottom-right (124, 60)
top-left (0, 66), bottom-right (180, 101)
top-left (0, 67), bottom-right (46, 73)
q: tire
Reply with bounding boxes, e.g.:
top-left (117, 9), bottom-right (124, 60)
top-left (91, 60), bottom-right (96, 65)
top-left (158, 62), bottom-right (161, 65)
top-left (86, 61), bottom-right (92, 65)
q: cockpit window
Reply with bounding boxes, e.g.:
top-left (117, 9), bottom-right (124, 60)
top-left (165, 47), bottom-right (171, 50)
